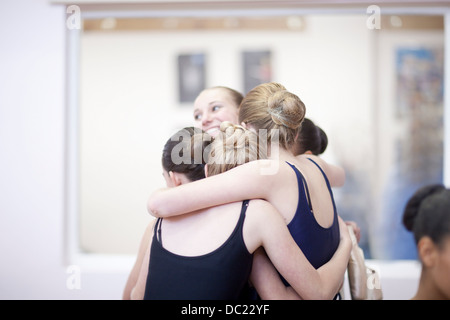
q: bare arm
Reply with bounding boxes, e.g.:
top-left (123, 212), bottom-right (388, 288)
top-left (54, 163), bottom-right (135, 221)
top-left (248, 202), bottom-right (351, 300)
top-left (250, 248), bottom-right (303, 300)
top-left (130, 239), bottom-right (152, 300)
top-left (122, 220), bottom-right (155, 299)
top-left (148, 160), bottom-right (275, 218)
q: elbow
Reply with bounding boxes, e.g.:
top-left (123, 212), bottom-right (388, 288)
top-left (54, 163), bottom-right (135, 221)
top-left (303, 291), bottom-right (331, 300)
top-left (321, 290), bottom-right (337, 300)
top-left (296, 283), bottom-right (332, 300)
top-left (147, 189), bottom-right (165, 218)
top-left (308, 288), bottom-right (335, 300)
top-left (147, 200), bottom-right (158, 218)
top-left (310, 275), bottom-right (343, 300)
top-left (308, 289), bottom-right (333, 300)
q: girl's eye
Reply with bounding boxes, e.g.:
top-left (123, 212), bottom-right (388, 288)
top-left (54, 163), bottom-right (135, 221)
top-left (212, 105), bottom-right (221, 112)
top-left (194, 113), bottom-right (202, 121)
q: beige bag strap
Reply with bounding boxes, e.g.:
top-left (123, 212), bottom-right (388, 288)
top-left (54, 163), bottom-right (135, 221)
top-left (346, 226), bottom-right (383, 300)
top-left (347, 226), bottom-right (368, 300)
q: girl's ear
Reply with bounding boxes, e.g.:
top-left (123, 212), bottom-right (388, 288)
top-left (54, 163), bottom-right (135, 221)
top-left (168, 171), bottom-right (182, 187)
top-left (417, 236), bottom-right (438, 268)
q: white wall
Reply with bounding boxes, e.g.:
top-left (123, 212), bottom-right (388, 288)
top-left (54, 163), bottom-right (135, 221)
top-left (0, 0), bottom-right (428, 300)
top-left (0, 0), bottom-right (128, 299)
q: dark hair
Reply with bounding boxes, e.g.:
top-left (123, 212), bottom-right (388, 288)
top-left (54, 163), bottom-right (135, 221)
top-left (297, 118), bottom-right (328, 155)
top-left (402, 184), bottom-right (450, 247)
top-left (162, 127), bottom-right (212, 182)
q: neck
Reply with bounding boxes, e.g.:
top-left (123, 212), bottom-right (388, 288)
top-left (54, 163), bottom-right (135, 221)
top-left (268, 145), bottom-right (296, 162)
top-left (412, 268), bottom-right (447, 300)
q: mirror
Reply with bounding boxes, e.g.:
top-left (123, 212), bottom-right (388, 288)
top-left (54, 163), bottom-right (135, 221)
top-left (70, 8), bottom-right (444, 260)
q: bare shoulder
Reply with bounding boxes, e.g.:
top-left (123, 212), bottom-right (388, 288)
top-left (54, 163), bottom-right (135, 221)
top-left (242, 198), bottom-right (290, 253)
top-left (242, 199), bottom-right (282, 253)
top-left (297, 154), bottom-right (345, 187)
top-left (245, 199), bottom-right (280, 220)
top-left (295, 153), bottom-right (322, 166)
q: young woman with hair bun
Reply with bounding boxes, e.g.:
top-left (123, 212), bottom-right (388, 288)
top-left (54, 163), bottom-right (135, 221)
top-left (293, 118), bottom-right (328, 156)
top-left (148, 82), bottom-right (350, 297)
top-left (402, 184), bottom-right (450, 300)
top-left (124, 124), bottom-right (351, 300)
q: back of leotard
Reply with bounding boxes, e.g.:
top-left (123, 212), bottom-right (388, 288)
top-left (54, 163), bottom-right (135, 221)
top-left (282, 159), bottom-right (340, 283)
top-left (144, 200), bottom-right (253, 300)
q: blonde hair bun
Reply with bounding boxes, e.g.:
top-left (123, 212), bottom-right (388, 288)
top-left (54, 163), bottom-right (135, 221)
top-left (219, 121), bottom-right (248, 151)
top-left (238, 82), bottom-right (306, 150)
top-left (207, 121), bottom-right (267, 176)
top-left (268, 89), bottom-right (305, 130)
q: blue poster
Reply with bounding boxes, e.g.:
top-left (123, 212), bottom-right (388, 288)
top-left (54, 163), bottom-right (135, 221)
top-left (378, 47), bottom-right (443, 259)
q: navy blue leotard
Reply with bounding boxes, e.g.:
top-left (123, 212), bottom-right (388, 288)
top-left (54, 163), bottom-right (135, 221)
top-left (281, 159), bottom-right (340, 285)
top-left (144, 200), bottom-right (253, 300)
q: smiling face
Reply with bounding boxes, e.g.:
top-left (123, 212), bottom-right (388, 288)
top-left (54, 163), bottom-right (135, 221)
top-left (193, 88), bottom-right (240, 137)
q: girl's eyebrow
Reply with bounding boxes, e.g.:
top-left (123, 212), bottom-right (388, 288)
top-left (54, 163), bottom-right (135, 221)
top-left (194, 101), bottom-right (223, 115)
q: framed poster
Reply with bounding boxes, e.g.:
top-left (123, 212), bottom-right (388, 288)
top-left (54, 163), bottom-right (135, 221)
top-left (396, 47), bottom-right (443, 118)
top-left (178, 53), bottom-right (206, 103)
top-left (242, 50), bottom-right (272, 94)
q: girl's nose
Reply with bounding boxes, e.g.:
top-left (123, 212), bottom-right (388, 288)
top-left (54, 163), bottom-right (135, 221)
top-left (202, 112), bottom-right (212, 126)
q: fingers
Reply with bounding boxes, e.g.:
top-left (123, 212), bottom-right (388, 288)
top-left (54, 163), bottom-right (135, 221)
top-left (344, 220), bottom-right (361, 243)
